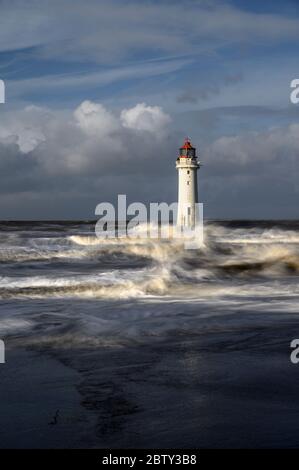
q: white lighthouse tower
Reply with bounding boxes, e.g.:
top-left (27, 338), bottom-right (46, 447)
top-left (176, 138), bottom-right (200, 229)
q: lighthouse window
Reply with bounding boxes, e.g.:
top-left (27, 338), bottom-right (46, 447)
top-left (187, 170), bottom-right (190, 174)
top-left (187, 181), bottom-right (190, 185)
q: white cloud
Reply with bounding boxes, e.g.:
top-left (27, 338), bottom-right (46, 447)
top-left (0, 105), bottom-right (49, 153)
top-left (74, 100), bottom-right (119, 137)
top-left (0, 100), bottom-right (172, 178)
top-left (206, 124), bottom-right (299, 167)
top-left (120, 103), bottom-right (171, 134)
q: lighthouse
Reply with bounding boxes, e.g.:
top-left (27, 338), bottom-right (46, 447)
top-left (176, 138), bottom-right (200, 229)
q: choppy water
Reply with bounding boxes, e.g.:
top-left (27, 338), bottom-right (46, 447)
top-left (0, 220), bottom-right (298, 302)
top-left (0, 220), bottom-right (299, 448)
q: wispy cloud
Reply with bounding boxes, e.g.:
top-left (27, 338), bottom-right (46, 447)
top-left (1, 0), bottom-right (299, 62)
top-left (8, 58), bottom-right (192, 100)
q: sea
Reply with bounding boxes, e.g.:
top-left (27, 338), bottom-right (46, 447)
top-left (0, 220), bottom-right (298, 448)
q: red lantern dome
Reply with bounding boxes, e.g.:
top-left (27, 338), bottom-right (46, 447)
top-left (179, 138), bottom-right (196, 158)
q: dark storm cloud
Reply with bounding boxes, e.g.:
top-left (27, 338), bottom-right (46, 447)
top-left (173, 105), bottom-right (299, 144)
top-left (0, 101), bottom-right (179, 217)
top-left (177, 86), bottom-right (219, 104)
top-left (0, 101), bottom-right (298, 219)
top-left (176, 74), bottom-right (243, 104)
top-left (200, 123), bottom-right (299, 218)
top-left (0, 141), bottom-right (39, 192)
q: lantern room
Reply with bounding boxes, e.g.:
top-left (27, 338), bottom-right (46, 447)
top-left (179, 138), bottom-right (196, 159)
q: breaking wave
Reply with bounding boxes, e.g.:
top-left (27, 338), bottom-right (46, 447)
top-left (0, 221), bottom-right (298, 301)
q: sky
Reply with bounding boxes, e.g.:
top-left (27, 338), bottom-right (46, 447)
top-left (0, 0), bottom-right (299, 219)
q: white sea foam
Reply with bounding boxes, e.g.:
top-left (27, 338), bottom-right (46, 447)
top-left (0, 318), bottom-right (33, 334)
top-left (0, 222), bottom-right (297, 301)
